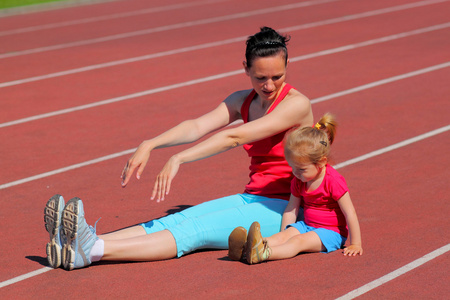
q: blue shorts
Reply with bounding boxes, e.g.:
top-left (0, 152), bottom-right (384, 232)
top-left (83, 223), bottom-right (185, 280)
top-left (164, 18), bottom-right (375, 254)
top-left (141, 193), bottom-right (288, 257)
top-left (288, 221), bottom-right (347, 253)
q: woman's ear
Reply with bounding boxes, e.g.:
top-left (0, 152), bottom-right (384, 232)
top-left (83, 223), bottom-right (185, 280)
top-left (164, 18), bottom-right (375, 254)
top-left (243, 61), bottom-right (250, 76)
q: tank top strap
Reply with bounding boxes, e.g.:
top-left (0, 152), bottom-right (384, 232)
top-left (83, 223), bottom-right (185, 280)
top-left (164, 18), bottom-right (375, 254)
top-left (241, 83), bottom-right (293, 123)
top-left (267, 83), bottom-right (293, 114)
top-left (241, 90), bottom-right (257, 123)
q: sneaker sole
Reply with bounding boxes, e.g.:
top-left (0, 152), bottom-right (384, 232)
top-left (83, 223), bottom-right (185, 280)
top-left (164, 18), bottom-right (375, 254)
top-left (61, 197), bottom-right (81, 271)
top-left (44, 194), bottom-right (64, 268)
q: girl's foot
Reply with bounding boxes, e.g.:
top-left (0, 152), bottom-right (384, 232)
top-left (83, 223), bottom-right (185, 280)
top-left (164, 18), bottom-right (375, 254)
top-left (246, 222), bottom-right (271, 264)
top-left (44, 194), bottom-right (65, 268)
top-left (228, 226), bottom-right (247, 261)
top-left (61, 197), bottom-right (99, 270)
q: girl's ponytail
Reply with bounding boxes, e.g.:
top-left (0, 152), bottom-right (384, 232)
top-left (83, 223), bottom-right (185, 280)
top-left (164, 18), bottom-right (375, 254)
top-left (284, 113), bottom-right (338, 165)
top-left (314, 113), bottom-right (337, 145)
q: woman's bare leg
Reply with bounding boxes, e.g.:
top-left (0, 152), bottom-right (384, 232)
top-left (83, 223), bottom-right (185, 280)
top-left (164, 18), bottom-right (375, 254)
top-left (99, 225), bottom-right (147, 241)
top-left (101, 229), bottom-right (177, 261)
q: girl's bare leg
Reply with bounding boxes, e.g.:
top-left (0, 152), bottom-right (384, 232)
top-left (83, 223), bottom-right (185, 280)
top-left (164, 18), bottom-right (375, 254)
top-left (265, 227), bottom-right (299, 247)
top-left (101, 229), bottom-right (177, 261)
top-left (268, 231), bottom-right (325, 260)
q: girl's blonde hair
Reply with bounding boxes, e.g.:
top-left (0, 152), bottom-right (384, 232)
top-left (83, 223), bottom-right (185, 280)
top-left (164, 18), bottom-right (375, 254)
top-left (284, 113), bottom-right (337, 165)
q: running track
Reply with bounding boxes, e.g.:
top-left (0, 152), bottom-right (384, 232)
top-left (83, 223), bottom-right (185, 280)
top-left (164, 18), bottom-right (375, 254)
top-left (0, 0), bottom-right (449, 298)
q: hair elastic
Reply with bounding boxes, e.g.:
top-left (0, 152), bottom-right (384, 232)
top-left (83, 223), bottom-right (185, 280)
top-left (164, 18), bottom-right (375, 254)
top-left (314, 123), bottom-right (322, 130)
top-left (253, 41), bottom-right (286, 49)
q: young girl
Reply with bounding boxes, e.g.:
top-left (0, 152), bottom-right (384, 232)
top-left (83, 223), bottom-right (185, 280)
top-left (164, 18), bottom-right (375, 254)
top-left (228, 114), bottom-right (363, 264)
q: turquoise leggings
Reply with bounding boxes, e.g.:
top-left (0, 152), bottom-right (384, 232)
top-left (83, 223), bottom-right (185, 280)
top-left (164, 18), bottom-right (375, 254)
top-left (141, 193), bottom-right (288, 257)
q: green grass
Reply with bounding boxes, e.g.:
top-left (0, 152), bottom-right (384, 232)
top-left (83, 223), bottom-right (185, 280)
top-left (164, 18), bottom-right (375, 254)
top-left (0, 0), bottom-right (67, 9)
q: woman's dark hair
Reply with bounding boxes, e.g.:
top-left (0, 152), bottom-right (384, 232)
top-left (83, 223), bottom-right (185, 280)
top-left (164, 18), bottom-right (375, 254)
top-left (245, 26), bottom-right (290, 68)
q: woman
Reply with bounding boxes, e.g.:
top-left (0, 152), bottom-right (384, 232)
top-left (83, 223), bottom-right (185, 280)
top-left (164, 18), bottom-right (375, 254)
top-left (44, 27), bottom-right (314, 270)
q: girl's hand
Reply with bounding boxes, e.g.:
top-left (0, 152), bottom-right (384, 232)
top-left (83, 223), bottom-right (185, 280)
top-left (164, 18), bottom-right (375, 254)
top-left (151, 155), bottom-right (181, 202)
top-left (343, 244), bottom-right (363, 256)
top-left (121, 141), bottom-right (151, 187)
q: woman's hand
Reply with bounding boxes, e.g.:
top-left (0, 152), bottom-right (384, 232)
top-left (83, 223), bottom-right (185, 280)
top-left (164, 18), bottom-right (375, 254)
top-left (343, 244), bottom-right (363, 256)
top-left (121, 141), bottom-right (152, 187)
top-left (151, 155), bottom-right (181, 202)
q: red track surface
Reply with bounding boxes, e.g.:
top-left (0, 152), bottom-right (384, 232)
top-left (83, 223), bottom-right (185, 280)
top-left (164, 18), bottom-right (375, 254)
top-left (0, 0), bottom-right (449, 298)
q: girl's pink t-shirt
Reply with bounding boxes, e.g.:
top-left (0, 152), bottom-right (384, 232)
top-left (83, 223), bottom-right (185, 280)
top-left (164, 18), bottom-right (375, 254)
top-left (291, 165), bottom-right (349, 237)
top-left (241, 84), bottom-right (294, 200)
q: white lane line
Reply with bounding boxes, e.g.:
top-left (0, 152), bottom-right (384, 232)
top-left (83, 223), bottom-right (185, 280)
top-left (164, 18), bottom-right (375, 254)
top-left (291, 23), bottom-right (450, 65)
top-left (0, 69), bottom-right (244, 128)
top-left (0, 36), bottom-right (247, 88)
top-left (335, 243), bottom-right (450, 300)
top-left (0, 0), bottom-right (229, 36)
top-left (310, 62), bottom-right (450, 105)
top-left (0, 126), bottom-right (448, 289)
top-left (1, 18), bottom-right (448, 89)
top-left (0, 148), bottom-right (136, 190)
top-left (0, 0), bottom-right (338, 59)
top-left (281, 0), bottom-right (448, 33)
top-left (0, 267), bottom-right (53, 289)
top-left (334, 125), bottom-right (450, 170)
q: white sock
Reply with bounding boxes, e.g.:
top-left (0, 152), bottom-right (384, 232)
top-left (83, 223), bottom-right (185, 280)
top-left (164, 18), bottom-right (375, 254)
top-left (89, 239), bottom-right (104, 262)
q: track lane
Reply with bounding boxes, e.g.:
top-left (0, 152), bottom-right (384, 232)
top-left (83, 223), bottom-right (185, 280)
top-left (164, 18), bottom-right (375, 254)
top-left (0, 0), bottom-right (448, 298)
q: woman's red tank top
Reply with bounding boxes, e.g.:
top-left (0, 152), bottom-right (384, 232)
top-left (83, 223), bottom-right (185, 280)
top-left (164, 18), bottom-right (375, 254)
top-left (241, 84), bottom-right (294, 200)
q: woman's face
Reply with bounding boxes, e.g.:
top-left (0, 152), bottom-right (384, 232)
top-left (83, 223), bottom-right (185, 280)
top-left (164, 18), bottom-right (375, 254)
top-left (244, 52), bottom-right (288, 102)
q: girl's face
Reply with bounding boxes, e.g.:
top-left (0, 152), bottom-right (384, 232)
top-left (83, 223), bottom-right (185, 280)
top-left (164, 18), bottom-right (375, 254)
top-left (287, 156), bottom-right (326, 183)
top-left (244, 52), bottom-right (287, 102)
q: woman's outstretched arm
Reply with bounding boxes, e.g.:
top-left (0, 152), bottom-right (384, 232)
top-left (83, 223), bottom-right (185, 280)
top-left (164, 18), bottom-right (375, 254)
top-left (121, 91), bottom-right (247, 187)
top-left (151, 91), bottom-right (312, 201)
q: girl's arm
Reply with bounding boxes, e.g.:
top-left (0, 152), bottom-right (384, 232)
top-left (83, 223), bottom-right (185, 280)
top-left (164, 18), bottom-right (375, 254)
top-left (280, 194), bottom-right (301, 231)
top-left (338, 192), bottom-right (363, 256)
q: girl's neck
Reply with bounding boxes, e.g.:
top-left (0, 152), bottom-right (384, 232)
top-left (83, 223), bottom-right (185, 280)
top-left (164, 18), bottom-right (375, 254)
top-left (306, 165), bottom-right (327, 192)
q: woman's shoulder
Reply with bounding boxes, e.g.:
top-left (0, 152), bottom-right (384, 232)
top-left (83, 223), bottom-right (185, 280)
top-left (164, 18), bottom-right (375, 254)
top-left (271, 86), bottom-right (313, 126)
top-left (224, 89), bottom-right (253, 108)
top-left (284, 86), bottom-right (310, 104)
top-left (228, 89), bottom-right (253, 101)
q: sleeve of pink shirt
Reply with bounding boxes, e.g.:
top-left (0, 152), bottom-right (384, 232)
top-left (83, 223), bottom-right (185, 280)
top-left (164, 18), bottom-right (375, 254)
top-left (327, 166), bottom-right (349, 201)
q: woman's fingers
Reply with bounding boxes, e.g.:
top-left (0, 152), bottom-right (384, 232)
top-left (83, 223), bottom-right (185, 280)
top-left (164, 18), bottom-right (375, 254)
top-left (121, 160), bottom-right (138, 186)
top-left (136, 160), bottom-right (148, 180)
top-left (151, 173), bottom-right (171, 202)
top-left (121, 146), bottom-right (151, 187)
top-left (121, 162), bottom-right (131, 186)
top-left (151, 157), bottom-right (180, 202)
